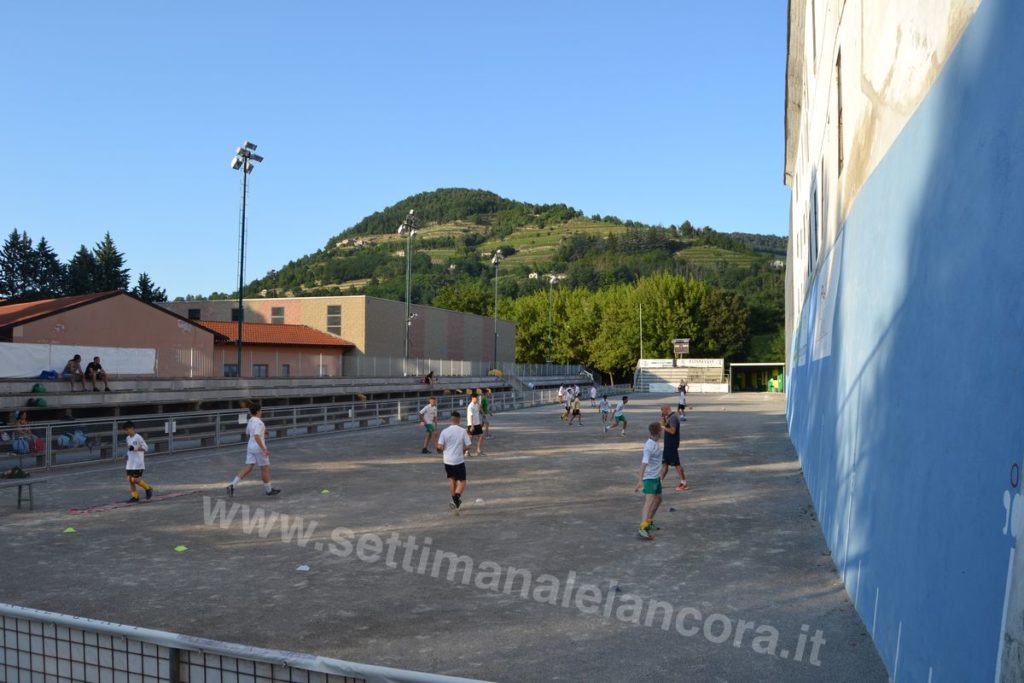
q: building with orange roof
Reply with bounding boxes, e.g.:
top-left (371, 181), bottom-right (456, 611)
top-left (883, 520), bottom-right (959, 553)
top-left (193, 320), bottom-right (354, 377)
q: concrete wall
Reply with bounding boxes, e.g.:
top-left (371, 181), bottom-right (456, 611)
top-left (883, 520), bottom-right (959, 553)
top-left (164, 296), bottom-right (516, 363)
top-left (14, 295), bottom-right (214, 377)
top-left (785, 0), bottom-right (1024, 679)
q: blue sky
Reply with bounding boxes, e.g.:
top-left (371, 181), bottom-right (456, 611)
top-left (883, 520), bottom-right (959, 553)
top-left (0, 1), bottom-right (789, 299)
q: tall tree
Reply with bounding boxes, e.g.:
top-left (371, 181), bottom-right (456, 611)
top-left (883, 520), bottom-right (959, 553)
top-left (66, 245), bottom-right (97, 295)
top-left (0, 229), bottom-right (36, 300)
top-left (92, 232), bottom-right (130, 291)
top-left (29, 237), bottom-right (66, 298)
top-left (132, 272), bottom-right (167, 303)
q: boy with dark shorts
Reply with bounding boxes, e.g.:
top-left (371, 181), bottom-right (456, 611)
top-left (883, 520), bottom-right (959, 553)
top-left (467, 394), bottom-right (485, 456)
top-left (660, 404), bottom-right (688, 490)
top-left (634, 422), bottom-right (664, 539)
top-left (123, 421), bottom-right (153, 503)
top-left (436, 411), bottom-right (471, 510)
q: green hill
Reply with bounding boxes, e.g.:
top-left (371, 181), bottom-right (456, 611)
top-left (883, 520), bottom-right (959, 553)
top-left (192, 188), bottom-right (787, 363)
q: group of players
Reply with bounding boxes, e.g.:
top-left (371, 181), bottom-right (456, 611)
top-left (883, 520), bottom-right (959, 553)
top-left (115, 383), bottom-right (690, 538)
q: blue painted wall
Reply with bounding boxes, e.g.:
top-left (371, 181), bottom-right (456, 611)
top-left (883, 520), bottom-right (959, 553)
top-left (787, 1), bottom-right (1024, 680)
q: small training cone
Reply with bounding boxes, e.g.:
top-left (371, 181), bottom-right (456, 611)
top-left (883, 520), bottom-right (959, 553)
top-left (63, 527), bottom-right (76, 534)
top-left (174, 545), bottom-right (189, 553)
top-left (296, 565), bottom-right (310, 572)
top-left (321, 489), bottom-right (330, 495)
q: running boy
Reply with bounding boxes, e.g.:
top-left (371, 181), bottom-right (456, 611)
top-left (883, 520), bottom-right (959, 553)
top-left (634, 422), bottom-right (664, 539)
top-left (227, 403), bottom-right (280, 497)
top-left (569, 394), bottom-right (583, 426)
top-left (599, 395), bottom-right (610, 427)
top-left (419, 397), bottom-right (438, 454)
top-left (604, 396), bottom-right (629, 436)
top-left (436, 410), bottom-right (471, 511)
top-left (123, 421), bottom-right (153, 503)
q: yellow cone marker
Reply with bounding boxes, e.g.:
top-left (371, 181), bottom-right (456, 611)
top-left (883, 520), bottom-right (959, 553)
top-left (63, 527), bottom-right (76, 534)
top-left (174, 545), bottom-right (188, 552)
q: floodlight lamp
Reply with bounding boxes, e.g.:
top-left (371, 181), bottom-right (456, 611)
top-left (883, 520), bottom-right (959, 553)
top-left (231, 157), bottom-right (243, 170)
top-left (245, 161), bottom-right (254, 173)
top-left (236, 147), bottom-right (246, 156)
top-left (250, 153), bottom-right (264, 163)
top-left (244, 141), bottom-right (257, 151)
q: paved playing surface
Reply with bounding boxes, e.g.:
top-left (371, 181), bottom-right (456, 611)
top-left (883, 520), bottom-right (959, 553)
top-left (0, 393), bottom-right (887, 682)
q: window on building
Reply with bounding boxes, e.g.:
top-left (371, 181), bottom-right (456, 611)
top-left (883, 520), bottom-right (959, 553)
top-left (187, 308), bottom-right (200, 320)
top-left (327, 305), bottom-right (342, 335)
top-left (281, 363), bottom-right (290, 378)
top-left (231, 308), bottom-right (241, 322)
top-left (836, 50), bottom-right (844, 176)
top-left (253, 364), bottom-right (269, 378)
top-left (223, 364), bottom-right (239, 378)
top-left (271, 307), bottom-right (285, 324)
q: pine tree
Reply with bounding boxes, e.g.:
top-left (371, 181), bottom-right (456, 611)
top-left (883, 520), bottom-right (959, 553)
top-left (29, 237), bottom-right (66, 298)
top-left (132, 272), bottom-right (167, 303)
top-left (0, 229), bottom-right (36, 300)
top-left (92, 232), bottom-right (130, 291)
top-left (66, 245), bottom-right (97, 295)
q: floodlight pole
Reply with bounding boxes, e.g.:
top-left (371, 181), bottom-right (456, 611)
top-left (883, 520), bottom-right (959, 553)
top-left (231, 141), bottom-right (263, 378)
top-left (491, 250), bottom-right (504, 366)
top-left (398, 210), bottom-right (416, 360)
top-left (237, 166), bottom-right (247, 375)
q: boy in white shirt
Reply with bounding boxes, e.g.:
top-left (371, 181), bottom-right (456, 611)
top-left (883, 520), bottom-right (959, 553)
top-left (123, 421), bottom-right (153, 503)
top-left (436, 411), bottom-right (472, 510)
top-left (599, 395), bottom-right (611, 427)
top-left (419, 397), bottom-right (438, 454)
top-left (467, 394), bottom-right (485, 456)
top-left (633, 422), bottom-right (664, 539)
top-left (227, 403), bottom-right (280, 497)
top-left (604, 396), bottom-right (629, 436)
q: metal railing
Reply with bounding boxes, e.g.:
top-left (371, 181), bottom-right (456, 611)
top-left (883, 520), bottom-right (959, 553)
top-left (343, 356), bottom-right (586, 379)
top-left (0, 602), bottom-right (485, 683)
top-left (1, 385), bottom-right (631, 472)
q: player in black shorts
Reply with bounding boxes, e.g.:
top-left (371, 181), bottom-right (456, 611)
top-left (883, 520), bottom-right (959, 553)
top-left (659, 404), bottom-right (688, 491)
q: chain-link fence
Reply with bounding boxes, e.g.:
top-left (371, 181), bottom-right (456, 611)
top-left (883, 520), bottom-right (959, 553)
top-left (0, 602), bottom-right (484, 683)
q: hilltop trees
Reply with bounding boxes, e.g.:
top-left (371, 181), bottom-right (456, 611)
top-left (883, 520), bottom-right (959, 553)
top-left (507, 273), bottom-right (750, 380)
top-left (0, 229), bottom-right (166, 302)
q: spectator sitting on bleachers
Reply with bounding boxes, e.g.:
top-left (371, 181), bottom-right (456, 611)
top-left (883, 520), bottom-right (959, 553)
top-left (85, 356), bottom-right (111, 392)
top-left (62, 354), bottom-right (87, 391)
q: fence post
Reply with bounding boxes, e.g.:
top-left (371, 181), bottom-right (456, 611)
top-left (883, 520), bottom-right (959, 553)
top-left (45, 424), bottom-right (52, 468)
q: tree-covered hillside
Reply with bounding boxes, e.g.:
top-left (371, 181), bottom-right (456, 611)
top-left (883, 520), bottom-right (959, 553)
top-left (179, 188), bottom-right (786, 372)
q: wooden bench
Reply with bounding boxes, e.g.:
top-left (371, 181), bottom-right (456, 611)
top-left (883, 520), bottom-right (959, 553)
top-left (0, 478), bottom-right (47, 510)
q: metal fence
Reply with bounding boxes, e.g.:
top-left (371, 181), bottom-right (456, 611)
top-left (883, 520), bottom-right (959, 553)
top-left (2, 385), bottom-right (632, 472)
top-left (343, 357), bottom-right (586, 379)
top-left (0, 602), bottom-right (485, 683)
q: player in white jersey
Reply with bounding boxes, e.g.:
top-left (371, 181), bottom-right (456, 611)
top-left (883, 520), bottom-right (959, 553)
top-left (419, 397), bottom-right (438, 454)
top-left (123, 421), bottom-right (153, 503)
top-left (604, 396), bottom-right (629, 436)
top-left (436, 410), bottom-right (472, 510)
top-left (227, 404), bottom-right (280, 497)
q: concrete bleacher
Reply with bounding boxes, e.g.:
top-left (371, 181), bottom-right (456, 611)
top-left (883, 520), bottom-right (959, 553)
top-left (0, 374), bottom-right (507, 419)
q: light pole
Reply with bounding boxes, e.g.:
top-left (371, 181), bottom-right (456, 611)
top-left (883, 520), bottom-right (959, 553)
top-left (491, 249), bottom-right (504, 366)
top-left (397, 210), bottom-right (417, 359)
top-left (534, 273), bottom-right (564, 362)
top-left (230, 141), bottom-right (264, 377)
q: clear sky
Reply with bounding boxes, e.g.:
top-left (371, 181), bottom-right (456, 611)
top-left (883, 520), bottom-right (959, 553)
top-left (0, 1), bottom-right (789, 299)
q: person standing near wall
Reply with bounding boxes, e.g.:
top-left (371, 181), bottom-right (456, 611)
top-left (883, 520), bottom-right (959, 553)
top-left (227, 403), bottom-right (280, 497)
top-left (677, 382), bottom-right (688, 421)
top-left (419, 397), bottom-right (438, 454)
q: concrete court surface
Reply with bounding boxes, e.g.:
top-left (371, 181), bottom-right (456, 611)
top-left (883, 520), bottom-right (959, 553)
top-left (0, 393), bottom-right (887, 683)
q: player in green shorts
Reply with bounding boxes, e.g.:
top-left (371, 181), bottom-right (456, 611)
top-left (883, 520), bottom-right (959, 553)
top-left (419, 397), bottom-right (438, 454)
top-left (634, 421), bottom-right (664, 539)
top-left (605, 395), bottom-right (629, 436)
